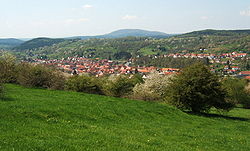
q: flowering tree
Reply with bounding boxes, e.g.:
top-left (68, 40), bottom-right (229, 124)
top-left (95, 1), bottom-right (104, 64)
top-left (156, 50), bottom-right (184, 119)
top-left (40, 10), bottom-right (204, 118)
top-left (133, 72), bottom-right (173, 101)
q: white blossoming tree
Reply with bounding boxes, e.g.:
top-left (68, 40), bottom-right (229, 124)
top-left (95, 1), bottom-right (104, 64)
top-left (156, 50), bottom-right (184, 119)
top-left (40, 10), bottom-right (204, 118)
top-left (132, 72), bottom-right (173, 101)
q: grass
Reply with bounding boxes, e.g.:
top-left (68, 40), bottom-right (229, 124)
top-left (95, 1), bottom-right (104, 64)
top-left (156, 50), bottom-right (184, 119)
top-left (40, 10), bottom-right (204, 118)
top-left (139, 48), bottom-right (158, 55)
top-left (0, 84), bottom-right (249, 151)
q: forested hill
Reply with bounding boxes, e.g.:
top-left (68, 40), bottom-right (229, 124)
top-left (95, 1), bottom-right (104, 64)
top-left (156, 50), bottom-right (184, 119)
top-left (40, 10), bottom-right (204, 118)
top-left (13, 29), bottom-right (171, 51)
top-left (103, 29), bottom-right (170, 38)
top-left (12, 29), bottom-right (250, 59)
top-left (0, 38), bottom-right (24, 49)
top-left (180, 29), bottom-right (250, 37)
top-left (67, 29), bottom-right (171, 40)
top-left (14, 38), bottom-right (67, 51)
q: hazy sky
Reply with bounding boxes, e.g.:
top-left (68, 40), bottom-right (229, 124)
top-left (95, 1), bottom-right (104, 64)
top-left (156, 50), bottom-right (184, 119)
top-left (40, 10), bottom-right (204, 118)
top-left (0, 0), bottom-right (250, 38)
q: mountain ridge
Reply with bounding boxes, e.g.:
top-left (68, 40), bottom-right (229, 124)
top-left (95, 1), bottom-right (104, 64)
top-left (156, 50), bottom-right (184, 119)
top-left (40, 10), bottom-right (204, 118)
top-left (180, 29), bottom-right (250, 37)
top-left (14, 37), bottom-right (66, 51)
top-left (67, 29), bottom-right (172, 40)
top-left (9, 29), bottom-right (250, 57)
top-left (13, 29), bottom-right (173, 51)
top-left (0, 38), bottom-right (24, 49)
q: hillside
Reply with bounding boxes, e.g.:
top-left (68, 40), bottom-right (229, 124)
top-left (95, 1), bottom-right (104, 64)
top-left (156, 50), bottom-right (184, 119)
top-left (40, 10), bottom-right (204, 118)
top-left (181, 29), bottom-right (250, 37)
top-left (67, 29), bottom-right (171, 40)
top-left (0, 84), bottom-right (249, 150)
top-left (12, 29), bottom-right (250, 60)
top-left (104, 29), bottom-right (170, 38)
top-left (0, 38), bottom-right (24, 49)
top-left (14, 37), bottom-right (67, 51)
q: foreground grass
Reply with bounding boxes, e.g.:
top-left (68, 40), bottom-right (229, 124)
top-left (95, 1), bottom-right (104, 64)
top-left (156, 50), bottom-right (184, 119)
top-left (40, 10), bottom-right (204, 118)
top-left (0, 84), bottom-right (249, 151)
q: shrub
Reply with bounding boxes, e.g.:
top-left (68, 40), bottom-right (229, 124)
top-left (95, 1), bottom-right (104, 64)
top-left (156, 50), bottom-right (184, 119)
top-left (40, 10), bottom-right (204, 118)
top-left (132, 72), bottom-right (172, 101)
top-left (241, 97), bottom-right (250, 109)
top-left (243, 83), bottom-right (250, 108)
top-left (65, 75), bottom-right (103, 94)
top-left (104, 74), bottom-right (142, 97)
top-left (165, 63), bottom-right (234, 113)
top-left (0, 82), bottom-right (4, 99)
top-left (222, 78), bottom-right (250, 108)
top-left (0, 53), bottom-right (18, 83)
top-left (48, 70), bottom-right (66, 90)
top-left (246, 83), bottom-right (250, 94)
top-left (17, 63), bottom-right (65, 90)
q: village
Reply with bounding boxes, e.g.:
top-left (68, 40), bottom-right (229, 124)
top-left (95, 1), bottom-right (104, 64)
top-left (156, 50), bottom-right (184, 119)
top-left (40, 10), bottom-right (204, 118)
top-left (28, 52), bottom-right (250, 79)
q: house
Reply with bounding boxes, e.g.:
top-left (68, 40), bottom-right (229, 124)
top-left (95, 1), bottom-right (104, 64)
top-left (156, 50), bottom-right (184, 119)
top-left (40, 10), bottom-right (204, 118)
top-left (239, 71), bottom-right (250, 76)
top-left (245, 76), bottom-right (250, 80)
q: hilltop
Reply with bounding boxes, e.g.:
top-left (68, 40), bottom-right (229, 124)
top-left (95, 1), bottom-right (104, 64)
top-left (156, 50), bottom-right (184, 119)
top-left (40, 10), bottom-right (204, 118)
top-left (67, 29), bottom-right (171, 40)
top-left (0, 84), bottom-right (249, 150)
top-left (104, 29), bottom-right (171, 38)
top-left (14, 37), bottom-right (66, 51)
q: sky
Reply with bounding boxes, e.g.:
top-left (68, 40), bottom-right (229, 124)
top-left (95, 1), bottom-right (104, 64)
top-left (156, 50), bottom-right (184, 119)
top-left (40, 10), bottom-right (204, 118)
top-left (0, 0), bottom-right (250, 38)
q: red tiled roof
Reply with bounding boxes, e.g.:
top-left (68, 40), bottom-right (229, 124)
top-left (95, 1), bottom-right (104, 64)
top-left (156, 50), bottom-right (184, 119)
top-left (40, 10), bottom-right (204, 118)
top-left (245, 76), bottom-right (250, 80)
top-left (138, 69), bottom-right (150, 73)
top-left (240, 71), bottom-right (250, 75)
top-left (162, 68), bottom-right (180, 71)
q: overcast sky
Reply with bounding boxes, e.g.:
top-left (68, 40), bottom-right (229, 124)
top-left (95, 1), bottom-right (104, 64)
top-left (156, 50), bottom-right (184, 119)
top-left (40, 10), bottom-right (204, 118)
top-left (0, 0), bottom-right (250, 38)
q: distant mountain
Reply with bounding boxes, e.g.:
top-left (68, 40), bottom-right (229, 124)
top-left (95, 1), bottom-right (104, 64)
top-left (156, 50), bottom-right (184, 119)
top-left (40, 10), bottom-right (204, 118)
top-left (14, 38), bottom-right (66, 51)
top-left (104, 29), bottom-right (171, 38)
top-left (68, 29), bottom-right (172, 40)
top-left (18, 38), bottom-right (33, 41)
top-left (0, 38), bottom-right (24, 49)
top-left (12, 29), bottom-right (171, 51)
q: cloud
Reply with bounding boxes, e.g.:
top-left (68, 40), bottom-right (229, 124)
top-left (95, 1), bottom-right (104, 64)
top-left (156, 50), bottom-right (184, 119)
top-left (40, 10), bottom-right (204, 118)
top-left (122, 15), bottom-right (138, 20)
top-left (82, 4), bottom-right (93, 9)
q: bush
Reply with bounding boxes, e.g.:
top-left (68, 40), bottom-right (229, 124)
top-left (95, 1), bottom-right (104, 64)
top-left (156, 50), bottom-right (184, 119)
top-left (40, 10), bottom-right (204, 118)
top-left (241, 98), bottom-right (250, 109)
top-left (0, 82), bottom-right (4, 99)
top-left (132, 72), bottom-right (172, 101)
top-left (246, 83), bottom-right (250, 94)
top-left (104, 75), bottom-right (142, 97)
top-left (48, 70), bottom-right (66, 90)
top-left (65, 75), bottom-right (103, 94)
top-left (165, 63), bottom-right (234, 113)
top-left (0, 53), bottom-right (18, 83)
top-left (222, 78), bottom-right (250, 108)
top-left (243, 83), bottom-right (250, 108)
top-left (17, 63), bottom-right (65, 90)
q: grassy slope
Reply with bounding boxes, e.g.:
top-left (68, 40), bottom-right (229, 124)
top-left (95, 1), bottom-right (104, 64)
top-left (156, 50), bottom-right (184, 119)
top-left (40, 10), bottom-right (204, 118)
top-left (0, 84), bottom-right (249, 151)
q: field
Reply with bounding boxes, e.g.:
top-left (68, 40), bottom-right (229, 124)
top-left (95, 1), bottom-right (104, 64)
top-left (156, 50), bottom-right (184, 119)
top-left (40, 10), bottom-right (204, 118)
top-left (0, 84), bottom-right (249, 151)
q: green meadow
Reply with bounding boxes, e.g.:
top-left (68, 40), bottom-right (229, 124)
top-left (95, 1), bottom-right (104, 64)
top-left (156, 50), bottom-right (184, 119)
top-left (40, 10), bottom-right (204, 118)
top-left (0, 84), bottom-right (249, 151)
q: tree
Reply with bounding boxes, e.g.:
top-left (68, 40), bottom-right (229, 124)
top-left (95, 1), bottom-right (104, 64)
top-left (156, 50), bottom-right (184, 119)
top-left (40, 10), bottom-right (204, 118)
top-left (114, 51), bottom-right (132, 60)
top-left (133, 72), bottom-right (172, 101)
top-left (0, 53), bottom-right (17, 83)
top-left (104, 75), bottom-right (142, 97)
top-left (244, 83), bottom-right (250, 108)
top-left (17, 63), bottom-right (65, 90)
top-left (165, 63), bottom-right (233, 113)
top-left (222, 78), bottom-right (249, 107)
top-left (0, 80), bottom-right (3, 99)
top-left (65, 75), bottom-right (103, 95)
